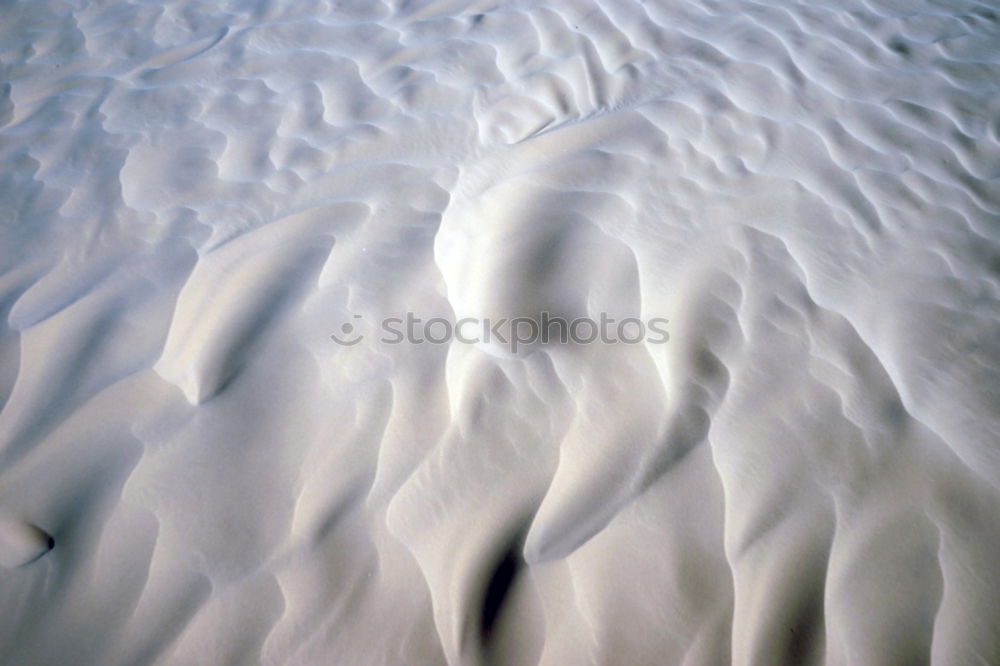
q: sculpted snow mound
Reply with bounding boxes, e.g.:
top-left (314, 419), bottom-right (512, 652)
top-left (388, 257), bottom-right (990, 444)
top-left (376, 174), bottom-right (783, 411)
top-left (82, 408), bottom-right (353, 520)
top-left (1, 0), bottom-right (999, 664)
top-left (0, 514), bottom-right (53, 568)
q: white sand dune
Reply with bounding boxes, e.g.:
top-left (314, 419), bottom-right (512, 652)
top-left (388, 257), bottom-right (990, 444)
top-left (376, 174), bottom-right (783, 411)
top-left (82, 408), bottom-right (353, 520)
top-left (1, 0), bottom-right (999, 664)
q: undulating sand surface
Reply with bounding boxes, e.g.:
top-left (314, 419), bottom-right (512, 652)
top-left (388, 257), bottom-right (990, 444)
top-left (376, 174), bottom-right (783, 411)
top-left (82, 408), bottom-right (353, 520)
top-left (2, 0), bottom-right (999, 664)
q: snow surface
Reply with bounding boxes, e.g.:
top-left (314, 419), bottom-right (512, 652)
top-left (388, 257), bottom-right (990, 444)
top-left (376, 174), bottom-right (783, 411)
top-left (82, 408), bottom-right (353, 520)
top-left (1, 0), bottom-right (999, 664)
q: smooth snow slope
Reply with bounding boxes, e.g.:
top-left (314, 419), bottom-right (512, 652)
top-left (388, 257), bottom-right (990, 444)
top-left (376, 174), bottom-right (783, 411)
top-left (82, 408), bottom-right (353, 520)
top-left (1, 0), bottom-right (999, 664)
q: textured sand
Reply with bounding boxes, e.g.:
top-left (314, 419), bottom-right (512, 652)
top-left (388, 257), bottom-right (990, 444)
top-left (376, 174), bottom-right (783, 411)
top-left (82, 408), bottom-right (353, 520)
top-left (1, 0), bottom-right (999, 664)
